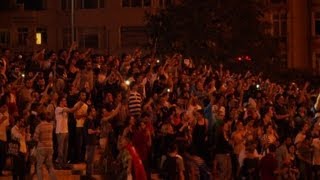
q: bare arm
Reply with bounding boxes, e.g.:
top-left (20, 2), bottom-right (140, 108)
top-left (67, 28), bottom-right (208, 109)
top-left (66, 42), bottom-right (77, 65)
top-left (64, 102), bottom-right (84, 113)
top-left (274, 113), bottom-right (290, 120)
top-left (30, 72), bottom-right (39, 83)
top-left (39, 83), bottom-right (53, 104)
top-left (0, 115), bottom-right (8, 124)
top-left (101, 103), bottom-right (121, 122)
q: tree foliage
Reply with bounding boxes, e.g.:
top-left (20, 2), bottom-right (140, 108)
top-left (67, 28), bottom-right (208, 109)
top-left (145, 0), bottom-right (277, 62)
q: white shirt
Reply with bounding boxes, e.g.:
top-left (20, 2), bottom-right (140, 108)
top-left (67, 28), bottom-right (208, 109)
top-left (238, 148), bottom-right (261, 168)
top-left (0, 112), bottom-right (9, 141)
top-left (55, 107), bottom-right (68, 133)
top-left (11, 125), bottom-right (27, 154)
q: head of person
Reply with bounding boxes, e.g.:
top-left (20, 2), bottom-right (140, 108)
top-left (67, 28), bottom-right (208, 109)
top-left (0, 97), bottom-right (7, 113)
top-left (79, 91), bottom-right (87, 102)
top-left (167, 143), bottom-right (178, 154)
top-left (117, 136), bottom-right (130, 150)
top-left (130, 81), bottom-right (138, 91)
top-left (58, 96), bottom-right (67, 107)
top-left (268, 144), bottom-right (277, 154)
top-left (275, 94), bottom-right (285, 105)
top-left (126, 116), bottom-right (136, 127)
top-left (39, 112), bottom-right (48, 122)
top-left (137, 120), bottom-right (147, 130)
top-left (15, 116), bottom-right (25, 128)
top-left (88, 106), bottom-right (96, 118)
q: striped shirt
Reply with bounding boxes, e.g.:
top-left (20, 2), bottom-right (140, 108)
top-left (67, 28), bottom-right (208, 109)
top-left (128, 91), bottom-right (142, 116)
top-left (33, 121), bottom-right (54, 149)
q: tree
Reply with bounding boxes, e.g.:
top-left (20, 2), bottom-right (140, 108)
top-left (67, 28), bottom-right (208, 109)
top-left (145, 0), bottom-right (277, 63)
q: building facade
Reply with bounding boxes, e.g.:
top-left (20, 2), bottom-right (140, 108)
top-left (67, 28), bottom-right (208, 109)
top-left (0, 0), bottom-right (318, 73)
top-left (0, 0), bottom-right (173, 54)
top-left (265, 0), bottom-right (320, 74)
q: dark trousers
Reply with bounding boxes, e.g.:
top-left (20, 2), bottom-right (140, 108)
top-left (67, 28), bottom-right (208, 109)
top-left (12, 153), bottom-right (26, 180)
top-left (52, 131), bottom-right (58, 162)
top-left (143, 158), bottom-right (151, 180)
top-left (68, 116), bottom-right (76, 162)
top-left (313, 165), bottom-right (320, 180)
top-left (75, 127), bottom-right (84, 162)
top-left (86, 145), bottom-right (95, 176)
top-left (0, 140), bottom-right (6, 174)
top-left (299, 161), bottom-right (312, 180)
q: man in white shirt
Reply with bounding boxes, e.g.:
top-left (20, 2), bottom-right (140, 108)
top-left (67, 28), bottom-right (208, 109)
top-left (55, 97), bottom-right (69, 169)
top-left (55, 96), bottom-right (83, 168)
top-left (0, 102), bottom-right (9, 176)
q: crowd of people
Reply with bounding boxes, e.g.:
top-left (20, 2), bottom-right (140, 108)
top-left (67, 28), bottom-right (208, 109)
top-left (0, 44), bottom-right (320, 180)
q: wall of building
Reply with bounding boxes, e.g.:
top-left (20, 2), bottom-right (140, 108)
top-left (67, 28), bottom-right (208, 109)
top-left (0, 0), bottom-right (317, 74)
top-left (287, 0), bottom-right (311, 71)
top-left (0, 0), bottom-right (161, 54)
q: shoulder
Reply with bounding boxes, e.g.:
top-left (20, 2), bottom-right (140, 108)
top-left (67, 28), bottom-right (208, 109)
top-left (55, 107), bottom-right (63, 111)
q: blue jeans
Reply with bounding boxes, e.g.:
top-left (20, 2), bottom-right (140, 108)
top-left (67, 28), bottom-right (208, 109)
top-left (36, 148), bottom-right (56, 180)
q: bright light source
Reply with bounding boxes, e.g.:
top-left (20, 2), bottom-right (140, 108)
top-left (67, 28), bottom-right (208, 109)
top-left (36, 33), bottom-right (42, 45)
top-left (125, 80), bottom-right (130, 86)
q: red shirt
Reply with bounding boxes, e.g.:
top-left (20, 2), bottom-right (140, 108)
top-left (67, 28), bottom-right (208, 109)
top-left (132, 129), bottom-right (150, 161)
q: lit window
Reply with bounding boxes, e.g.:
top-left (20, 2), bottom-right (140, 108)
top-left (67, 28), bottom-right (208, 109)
top-left (36, 33), bottom-right (41, 45)
top-left (36, 28), bottom-right (47, 44)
